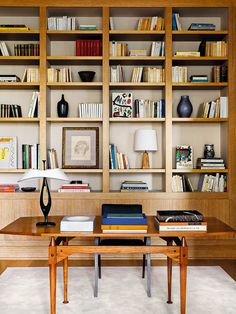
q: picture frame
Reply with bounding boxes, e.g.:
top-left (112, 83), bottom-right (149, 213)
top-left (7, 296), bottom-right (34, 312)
top-left (176, 145), bottom-right (193, 169)
top-left (0, 137), bottom-right (17, 169)
top-left (62, 127), bottom-right (99, 169)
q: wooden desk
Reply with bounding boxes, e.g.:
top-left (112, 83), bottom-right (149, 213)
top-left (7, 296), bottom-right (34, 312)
top-left (0, 216), bottom-right (235, 314)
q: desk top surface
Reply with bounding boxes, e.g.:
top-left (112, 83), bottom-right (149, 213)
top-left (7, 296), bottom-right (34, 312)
top-left (0, 216), bottom-right (235, 238)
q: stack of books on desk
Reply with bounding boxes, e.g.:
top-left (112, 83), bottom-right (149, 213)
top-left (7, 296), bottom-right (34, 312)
top-left (58, 183), bottom-right (91, 192)
top-left (101, 212), bottom-right (148, 233)
top-left (155, 210), bottom-right (207, 231)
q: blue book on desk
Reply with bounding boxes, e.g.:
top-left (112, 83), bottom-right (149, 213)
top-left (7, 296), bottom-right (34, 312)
top-left (102, 214), bottom-right (147, 225)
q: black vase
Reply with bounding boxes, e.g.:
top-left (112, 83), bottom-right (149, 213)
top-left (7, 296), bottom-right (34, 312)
top-left (177, 96), bottom-right (193, 118)
top-left (57, 94), bottom-right (69, 118)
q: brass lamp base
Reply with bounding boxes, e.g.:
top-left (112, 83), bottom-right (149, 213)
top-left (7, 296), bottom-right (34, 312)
top-left (142, 151), bottom-right (150, 169)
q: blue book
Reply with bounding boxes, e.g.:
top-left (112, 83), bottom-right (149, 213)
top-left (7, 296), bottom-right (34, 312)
top-left (110, 143), bottom-right (117, 169)
top-left (172, 13), bottom-right (177, 30)
top-left (161, 99), bottom-right (165, 117)
top-left (102, 216), bottom-right (147, 225)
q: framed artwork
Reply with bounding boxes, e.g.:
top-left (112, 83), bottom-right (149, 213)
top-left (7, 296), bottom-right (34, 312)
top-left (0, 137), bottom-right (17, 169)
top-left (62, 127), bottom-right (99, 169)
top-left (176, 145), bottom-right (193, 169)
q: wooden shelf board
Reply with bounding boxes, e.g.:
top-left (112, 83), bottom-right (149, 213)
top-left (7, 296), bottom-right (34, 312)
top-left (109, 169), bottom-right (165, 173)
top-left (0, 169), bottom-right (25, 173)
top-left (63, 169), bottom-right (103, 173)
top-left (172, 31), bottom-right (228, 35)
top-left (173, 56), bottom-right (227, 61)
top-left (0, 56), bottom-right (40, 65)
top-left (172, 56), bottom-right (228, 65)
top-left (0, 118), bottom-right (39, 123)
top-left (0, 82), bottom-right (40, 89)
top-left (47, 82), bottom-right (103, 90)
top-left (47, 56), bottom-right (102, 65)
top-left (172, 30), bottom-right (228, 41)
top-left (47, 118), bottom-right (103, 123)
top-left (109, 56), bottom-right (165, 61)
top-left (172, 169), bottom-right (228, 173)
top-left (47, 30), bottom-right (102, 40)
top-left (109, 82), bottom-right (165, 89)
top-left (110, 30), bottom-right (165, 35)
top-left (172, 118), bottom-right (228, 123)
top-left (47, 30), bottom-right (102, 35)
top-left (172, 82), bottom-right (228, 89)
top-left (0, 30), bottom-right (39, 40)
top-left (109, 118), bottom-right (165, 122)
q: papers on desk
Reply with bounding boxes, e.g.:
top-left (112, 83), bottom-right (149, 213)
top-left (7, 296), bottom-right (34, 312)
top-left (60, 216), bottom-right (95, 232)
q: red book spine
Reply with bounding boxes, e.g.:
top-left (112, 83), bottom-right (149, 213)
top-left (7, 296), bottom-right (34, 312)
top-left (99, 40), bottom-right (102, 56)
top-left (88, 40), bottom-right (91, 56)
top-left (81, 40), bottom-right (84, 56)
top-left (76, 40), bottom-right (81, 56)
top-left (95, 40), bottom-right (99, 56)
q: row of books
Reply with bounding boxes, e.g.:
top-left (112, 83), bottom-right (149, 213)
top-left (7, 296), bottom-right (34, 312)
top-left (0, 41), bottom-right (9, 56)
top-left (155, 210), bottom-right (207, 231)
top-left (172, 13), bottom-right (182, 30)
top-left (205, 41), bottom-right (227, 57)
top-left (110, 65), bottom-right (125, 82)
top-left (172, 175), bottom-right (194, 192)
top-left (133, 98), bottom-right (165, 118)
top-left (22, 68), bottom-right (39, 83)
top-left (213, 65), bottom-right (227, 82)
top-left (58, 183), bottom-right (91, 193)
top-left (47, 67), bottom-right (72, 82)
top-left (109, 144), bottom-right (130, 169)
top-left (198, 97), bottom-right (228, 118)
top-left (0, 184), bottom-right (19, 192)
top-left (196, 158), bottom-right (225, 169)
top-left (47, 148), bottom-right (59, 169)
top-left (78, 103), bottom-right (103, 118)
top-left (22, 144), bottom-right (40, 169)
top-left (142, 67), bottom-right (165, 83)
top-left (150, 41), bottom-right (165, 56)
top-left (172, 66), bottom-right (188, 83)
top-left (109, 42), bottom-right (128, 57)
top-left (198, 173), bottom-right (226, 192)
top-left (121, 181), bottom-right (148, 192)
top-left (76, 39), bottom-right (102, 56)
top-left (0, 104), bottom-right (22, 118)
top-left (14, 44), bottom-right (40, 56)
top-left (137, 17), bottom-right (165, 31)
top-left (47, 16), bottom-right (77, 30)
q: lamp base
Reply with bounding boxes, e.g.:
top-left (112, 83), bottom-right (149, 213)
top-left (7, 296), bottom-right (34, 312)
top-left (36, 221), bottom-right (56, 227)
top-left (142, 151), bottom-right (150, 169)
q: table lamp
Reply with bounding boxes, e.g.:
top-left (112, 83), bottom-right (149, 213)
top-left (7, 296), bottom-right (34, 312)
top-left (134, 129), bottom-right (158, 169)
top-left (19, 160), bottom-right (69, 227)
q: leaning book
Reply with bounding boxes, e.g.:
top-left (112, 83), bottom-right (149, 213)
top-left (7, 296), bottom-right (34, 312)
top-left (0, 137), bottom-right (17, 169)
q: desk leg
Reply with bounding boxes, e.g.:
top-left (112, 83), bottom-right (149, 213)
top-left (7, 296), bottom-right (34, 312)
top-left (49, 237), bottom-right (57, 314)
top-left (180, 237), bottom-right (188, 314)
top-left (94, 237), bottom-right (99, 297)
top-left (146, 237), bottom-right (151, 297)
top-left (63, 238), bottom-right (69, 304)
top-left (167, 239), bottom-right (173, 304)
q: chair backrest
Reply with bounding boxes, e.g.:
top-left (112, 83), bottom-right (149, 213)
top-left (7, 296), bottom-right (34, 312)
top-left (102, 204), bottom-right (142, 216)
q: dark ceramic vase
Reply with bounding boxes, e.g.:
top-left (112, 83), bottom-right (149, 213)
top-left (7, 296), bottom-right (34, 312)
top-left (57, 94), bottom-right (69, 117)
top-left (177, 96), bottom-right (193, 117)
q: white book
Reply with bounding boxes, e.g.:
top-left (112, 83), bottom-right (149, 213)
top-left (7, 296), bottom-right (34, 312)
top-left (109, 17), bottom-right (114, 30)
top-left (28, 91), bottom-right (36, 117)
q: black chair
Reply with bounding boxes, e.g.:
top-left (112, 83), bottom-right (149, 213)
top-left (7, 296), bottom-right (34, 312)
top-left (98, 204), bottom-right (147, 279)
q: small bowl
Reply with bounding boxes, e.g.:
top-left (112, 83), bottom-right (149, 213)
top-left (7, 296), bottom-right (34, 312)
top-left (78, 71), bottom-right (95, 82)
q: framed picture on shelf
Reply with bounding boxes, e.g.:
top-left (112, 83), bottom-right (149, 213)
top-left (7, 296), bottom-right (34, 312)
top-left (62, 127), bottom-right (99, 169)
top-left (176, 145), bottom-right (193, 169)
top-left (112, 92), bottom-right (133, 118)
top-left (0, 137), bottom-right (17, 169)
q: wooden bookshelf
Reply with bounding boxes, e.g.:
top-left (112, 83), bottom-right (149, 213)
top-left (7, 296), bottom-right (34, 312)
top-left (172, 118), bottom-right (228, 123)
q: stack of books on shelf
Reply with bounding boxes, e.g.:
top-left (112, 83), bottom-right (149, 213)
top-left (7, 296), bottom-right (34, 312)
top-left (155, 210), bottom-right (207, 232)
top-left (22, 144), bottom-right (40, 169)
top-left (120, 181), bottom-right (148, 192)
top-left (110, 65), bottom-right (125, 82)
top-left (190, 75), bottom-right (208, 83)
top-left (129, 49), bottom-right (147, 57)
top-left (0, 137), bottom-right (17, 169)
top-left (172, 175), bottom-right (194, 192)
top-left (112, 92), bottom-right (132, 118)
top-left (205, 41), bottom-right (227, 56)
top-left (79, 24), bottom-right (97, 30)
top-left (14, 44), bottom-right (39, 56)
top-left (109, 41), bottom-right (128, 57)
top-left (172, 66), bottom-right (188, 83)
top-left (213, 65), bottom-right (227, 82)
top-left (27, 91), bottom-right (39, 118)
top-left (198, 173), bottom-right (226, 192)
top-left (0, 24), bottom-right (29, 31)
top-left (172, 13), bottom-right (182, 30)
top-left (188, 23), bottom-right (216, 30)
top-left (101, 212), bottom-right (148, 233)
top-left (137, 16), bottom-right (164, 31)
top-left (0, 75), bottom-right (20, 82)
top-left (78, 103), bottom-right (103, 118)
top-left (197, 158), bottom-right (225, 170)
top-left (22, 68), bottom-right (39, 82)
top-left (47, 16), bottom-right (77, 30)
top-left (109, 144), bottom-right (130, 169)
top-left (150, 41), bottom-right (165, 56)
top-left (0, 184), bottom-right (19, 192)
top-left (143, 67), bottom-right (165, 83)
top-left (47, 68), bottom-right (72, 82)
top-left (197, 96), bottom-right (228, 118)
top-left (0, 41), bottom-right (10, 56)
top-left (134, 98), bottom-right (165, 118)
top-left (174, 51), bottom-right (200, 57)
top-left (47, 148), bottom-right (59, 169)
top-left (76, 39), bottom-right (102, 56)
top-left (0, 104), bottom-right (22, 118)
top-left (58, 182), bottom-right (91, 193)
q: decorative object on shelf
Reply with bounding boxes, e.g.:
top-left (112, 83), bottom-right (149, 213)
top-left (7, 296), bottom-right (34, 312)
top-left (21, 187), bottom-right (36, 192)
top-left (0, 137), bottom-right (17, 169)
top-left (112, 92), bottom-right (133, 118)
top-left (204, 144), bottom-right (215, 159)
top-left (134, 129), bottom-right (158, 169)
top-left (177, 96), bottom-right (193, 117)
top-left (18, 160), bottom-right (69, 227)
top-left (78, 71), bottom-right (96, 82)
top-left (62, 127), bottom-right (99, 169)
top-left (57, 94), bottom-right (69, 118)
top-left (176, 145), bottom-right (193, 169)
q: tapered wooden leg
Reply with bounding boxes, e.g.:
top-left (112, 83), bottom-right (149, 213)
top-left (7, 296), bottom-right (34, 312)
top-left (49, 237), bottom-right (57, 314)
top-left (180, 237), bottom-right (188, 314)
top-left (146, 237), bottom-right (151, 297)
top-left (63, 239), bottom-right (69, 304)
top-left (167, 239), bottom-right (173, 304)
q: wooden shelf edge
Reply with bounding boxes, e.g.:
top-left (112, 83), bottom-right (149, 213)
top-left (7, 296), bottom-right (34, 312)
top-left (47, 118), bottom-right (103, 122)
top-left (109, 169), bottom-right (165, 173)
top-left (172, 169), bottom-right (228, 173)
top-left (109, 30), bottom-right (165, 34)
top-left (172, 118), bottom-right (228, 122)
top-left (109, 118), bottom-right (165, 122)
top-left (0, 118), bottom-right (39, 122)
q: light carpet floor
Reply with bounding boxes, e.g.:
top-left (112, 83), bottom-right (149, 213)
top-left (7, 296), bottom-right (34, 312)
top-left (0, 266), bottom-right (235, 314)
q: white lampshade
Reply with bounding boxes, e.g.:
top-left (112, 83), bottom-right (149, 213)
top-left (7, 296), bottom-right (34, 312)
top-left (18, 168), bottom-right (69, 182)
top-left (134, 129), bottom-right (158, 152)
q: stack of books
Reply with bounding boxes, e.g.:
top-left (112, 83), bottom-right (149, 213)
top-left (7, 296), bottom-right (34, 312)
top-left (76, 39), bottom-right (102, 56)
top-left (120, 181), bottom-right (148, 192)
top-left (197, 96), bottom-right (228, 118)
top-left (79, 25), bottom-right (97, 30)
top-left (205, 41), bottom-right (227, 57)
top-left (198, 173), bottom-right (226, 192)
top-left (47, 67), bottom-right (72, 82)
top-left (27, 91), bottom-right (39, 118)
top-left (190, 75), bottom-right (208, 83)
top-left (109, 144), bottom-right (130, 169)
top-left (0, 75), bottom-right (20, 82)
top-left (150, 42), bottom-right (165, 56)
top-left (109, 41), bottom-right (128, 56)
top-left (58, 183), bottom-right (91, 193)
top-left (47, 16), bottom-right (77, 30)
top-left (47, 148), bottom-right (59, 169)
top-left (22, 68), bottom-right (40, 82)
top-left (188, 23), bottom-right (216, 30)
top-left (134, 98), bottom-right (165, 118)
top-left (110, 65), bottom-right (125, 82)
top-left (78, 103), bottom-right (103, 118)
top-left (0, 184), bottom-right (19, 192)
top-left (143, 67), bottom-right (165, 83)
top-left (172, 13), bottom-right (182, 30)
top-left (174, 51), bottom-right (200, 57)
top-left (0, 24), bottom-right (29, 31)
top-left (155, 210), bottom-right (207, 232)
top-left (22, 144), bottom-right (40, 169)
top-left (0, 41), bottom-right (10, 56)
top-left (213, 65), bottom-right (227, 82)
top-left (14, 44), bottom-right (39, 56)
top-left (101, 212), bottom-right (148, 233)
top-left (172, 175), bottom-right (194, 192)
top-left (129, 49), bottom-right (147, 57)
top-left (172, 66), bottom-right (188, 82)
top-left (197, 158), bottom-right (225, 170)
top-left (137, 16), bottom-right (164, 31)
top-left (0, 104), bottom-right (22, 118)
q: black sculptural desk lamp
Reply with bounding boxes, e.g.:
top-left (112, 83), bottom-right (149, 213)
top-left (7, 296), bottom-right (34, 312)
top-left (19, 161), bottom-right (69, 227)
